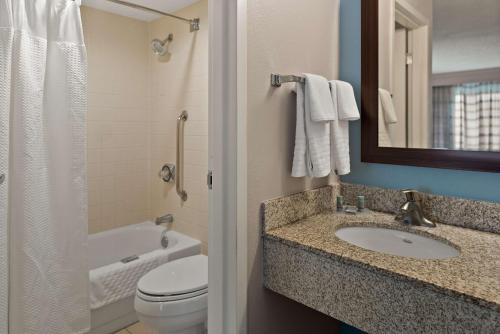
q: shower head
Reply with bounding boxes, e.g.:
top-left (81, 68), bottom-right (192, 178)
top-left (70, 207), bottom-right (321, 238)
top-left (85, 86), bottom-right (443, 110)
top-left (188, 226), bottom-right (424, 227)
top-left (151, 33), bottom-right (173, 56)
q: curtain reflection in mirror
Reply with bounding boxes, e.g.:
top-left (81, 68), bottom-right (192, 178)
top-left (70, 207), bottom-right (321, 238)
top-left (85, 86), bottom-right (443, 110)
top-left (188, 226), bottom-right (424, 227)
top-left (433, 82), bottom-right (500, 151)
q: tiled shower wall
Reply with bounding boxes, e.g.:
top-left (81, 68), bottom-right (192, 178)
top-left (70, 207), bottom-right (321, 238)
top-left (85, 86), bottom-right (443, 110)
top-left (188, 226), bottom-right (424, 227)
top-left (149, 0), bottom-right (209, 254)
top-left (82, 7), bottom-right (151, 233)
top-left (82, 1), bottom-right (208, 252)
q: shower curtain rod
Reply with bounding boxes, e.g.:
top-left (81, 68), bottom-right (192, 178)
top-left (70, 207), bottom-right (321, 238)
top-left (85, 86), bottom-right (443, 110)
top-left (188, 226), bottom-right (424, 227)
top-left (76, 0), bottom-right (200, 32)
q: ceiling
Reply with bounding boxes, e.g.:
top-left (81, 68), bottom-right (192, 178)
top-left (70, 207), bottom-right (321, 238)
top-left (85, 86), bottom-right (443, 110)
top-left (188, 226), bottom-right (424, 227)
top-left (82, 0), bottom-right (200, 21)
top-left (433, 0), bottom-right (500, 73)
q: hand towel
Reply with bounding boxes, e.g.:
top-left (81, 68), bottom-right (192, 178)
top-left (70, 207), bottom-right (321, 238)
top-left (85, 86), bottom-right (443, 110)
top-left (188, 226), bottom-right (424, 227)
top-left (378, 88), bottom-right (397, 124)
top-left (334, 80), bottom-right (360, 121)
top-left (378, 94), bottom-right (393, 146)
top-left (292, 76), bottom-right (333, 178)
top-left (305, 74), bottom-right (336, 121)
top-left (291, 82), bottom-right (309, 177)
top-left (304, 74), bottom-right (334, 177)
top-left (329, 80), bottom-right (360, 175)
top-left (378, 88), bottom-right (397, 147)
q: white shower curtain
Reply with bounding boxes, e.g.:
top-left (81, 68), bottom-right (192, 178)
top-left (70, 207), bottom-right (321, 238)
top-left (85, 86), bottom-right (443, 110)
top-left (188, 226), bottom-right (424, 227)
top-left (0, 1), bottom-right (89, 333)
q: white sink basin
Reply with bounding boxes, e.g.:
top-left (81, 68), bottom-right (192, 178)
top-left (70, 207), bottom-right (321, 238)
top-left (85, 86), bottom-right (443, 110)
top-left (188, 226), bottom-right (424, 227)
top-left (335, 226), bottom-right (459, 259)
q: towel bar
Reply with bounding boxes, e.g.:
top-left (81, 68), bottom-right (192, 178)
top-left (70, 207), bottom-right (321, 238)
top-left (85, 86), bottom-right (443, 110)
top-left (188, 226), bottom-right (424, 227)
top-left (270, 73), bottom-right (305, 87)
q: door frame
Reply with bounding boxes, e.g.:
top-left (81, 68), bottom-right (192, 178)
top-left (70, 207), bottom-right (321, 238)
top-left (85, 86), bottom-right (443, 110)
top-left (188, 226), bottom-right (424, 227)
top-left (208, 0), bottom-right (247, 333)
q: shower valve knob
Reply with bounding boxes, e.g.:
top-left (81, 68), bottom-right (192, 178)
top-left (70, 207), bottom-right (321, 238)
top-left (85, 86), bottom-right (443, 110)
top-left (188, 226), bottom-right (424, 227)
top-left (159, 164), bottom-right (175, 183)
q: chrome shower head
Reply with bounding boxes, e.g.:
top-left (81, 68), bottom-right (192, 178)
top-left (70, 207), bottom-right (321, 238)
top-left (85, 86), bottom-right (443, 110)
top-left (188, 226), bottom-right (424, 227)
top-left (151, 33), bottom-right (173, 56)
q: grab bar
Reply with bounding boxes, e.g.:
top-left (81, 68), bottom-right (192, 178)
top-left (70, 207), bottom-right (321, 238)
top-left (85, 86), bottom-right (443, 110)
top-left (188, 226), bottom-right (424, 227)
top-left (176, 110), bottom-right (188, 201)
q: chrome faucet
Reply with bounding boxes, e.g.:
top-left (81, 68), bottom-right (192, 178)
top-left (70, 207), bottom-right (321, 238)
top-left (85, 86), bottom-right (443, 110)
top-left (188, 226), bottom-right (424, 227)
top-left (155, 214), bottom-right (174, 248)
top-left (395, 190), bottom-right (436, 227)
top-left (155, 213), bottom-right (174, 225)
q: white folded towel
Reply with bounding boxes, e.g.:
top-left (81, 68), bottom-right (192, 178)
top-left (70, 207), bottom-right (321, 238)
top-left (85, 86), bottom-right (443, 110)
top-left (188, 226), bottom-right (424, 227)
top-left (378, 96), bottom-right (393, 147)
top-left (378, 88), bottom-right (397, 124)
top-left (305, 74), bottom-right (336, 121)
top-left (291, 82), bottom-right (309, 177)
top-left (292, 74), bottom-right (333, 178)
top-left (378, 88), bottom-right (397, 147)
top-left (329, 80), bottom-right (360, 175)
top-left (334, 81), bottom-right (360, 121)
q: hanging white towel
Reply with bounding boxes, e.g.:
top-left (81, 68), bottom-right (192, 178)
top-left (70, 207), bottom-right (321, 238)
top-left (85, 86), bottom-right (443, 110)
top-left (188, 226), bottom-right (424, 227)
top-left (292, 74), bottom-right (333, 178)
top-left (378, 88), bottom-right (397, 147)
top-left (378, 96), bottom-right (393, 147)
top-left (305, 74), bottom-right (336, 122)
top-left (378, 88), bottom-right (398, 124)
top-left (335, 81), bottom-right (360, 121)
top-left (291, 82), bottom-right (309, 177)
top-left (329, 80), bottom-right (360, 175)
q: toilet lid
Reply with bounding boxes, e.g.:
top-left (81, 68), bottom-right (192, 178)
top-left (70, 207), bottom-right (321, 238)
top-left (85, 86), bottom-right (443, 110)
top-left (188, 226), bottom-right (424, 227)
top-left (138, 255), bottom-right (208, 297)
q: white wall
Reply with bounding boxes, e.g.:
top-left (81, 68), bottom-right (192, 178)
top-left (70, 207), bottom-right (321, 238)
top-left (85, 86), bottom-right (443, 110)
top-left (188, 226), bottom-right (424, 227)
top-left (404, 0), bottom-right (433, 148)
top-left (379, 0), bottom-right (395, 93)
top-left (391, 28), bottom-right (408, 147)
top-left (247, 0), bottom-right (341, 332)
top-left (378, 0), bottom-right (433, 148)
top-left (433, 0), bottom-right (500, 73)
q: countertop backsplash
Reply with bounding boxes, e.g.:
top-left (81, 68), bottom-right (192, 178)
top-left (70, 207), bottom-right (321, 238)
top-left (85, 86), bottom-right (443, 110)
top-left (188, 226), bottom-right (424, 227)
top-left (263, 183), bottom-right (500, 235)
top-left (340, 183), bottom-right (500, 235)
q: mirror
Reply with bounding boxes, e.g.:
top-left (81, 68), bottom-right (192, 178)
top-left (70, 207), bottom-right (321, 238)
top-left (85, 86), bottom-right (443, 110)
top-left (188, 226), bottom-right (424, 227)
top-left (378, 0), bottom-right (500, 152)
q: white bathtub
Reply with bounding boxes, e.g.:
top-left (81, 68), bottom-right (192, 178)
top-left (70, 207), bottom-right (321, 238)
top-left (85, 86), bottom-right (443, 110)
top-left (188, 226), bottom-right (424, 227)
top-left (88, 221), bottom-right (201, 334)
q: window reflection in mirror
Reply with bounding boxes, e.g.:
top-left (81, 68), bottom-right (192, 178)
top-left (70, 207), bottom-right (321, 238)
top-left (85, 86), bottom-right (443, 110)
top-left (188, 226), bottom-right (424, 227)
top-left (378, 0), bottom-right (500, 151)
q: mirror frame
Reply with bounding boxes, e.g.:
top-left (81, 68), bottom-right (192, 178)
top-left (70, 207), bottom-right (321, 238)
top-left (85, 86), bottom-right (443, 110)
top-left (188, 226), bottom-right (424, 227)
top-left (361, 0), bottom-right (500, 173)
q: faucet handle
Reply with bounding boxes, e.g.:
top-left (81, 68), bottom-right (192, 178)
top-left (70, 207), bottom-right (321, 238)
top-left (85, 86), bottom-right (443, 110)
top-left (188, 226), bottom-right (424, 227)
top-left (155, 213), bottom-right (174, 225)
top-left (402, 189), bottom-right (419, 202)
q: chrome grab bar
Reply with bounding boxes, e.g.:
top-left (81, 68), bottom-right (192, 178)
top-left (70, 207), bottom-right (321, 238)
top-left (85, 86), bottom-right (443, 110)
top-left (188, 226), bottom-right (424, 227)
top-left (176, 110), bottom-right (188, 201)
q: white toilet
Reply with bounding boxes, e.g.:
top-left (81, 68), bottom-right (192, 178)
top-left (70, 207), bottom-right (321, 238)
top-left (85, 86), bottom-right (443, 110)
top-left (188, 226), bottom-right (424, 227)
top-left (134, 255), bottom-right (208, 334)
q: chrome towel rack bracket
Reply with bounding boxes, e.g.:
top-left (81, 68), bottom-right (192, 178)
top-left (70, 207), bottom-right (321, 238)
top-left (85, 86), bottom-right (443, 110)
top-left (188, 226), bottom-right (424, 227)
top-left (270, 73), bottom-right (305, 87)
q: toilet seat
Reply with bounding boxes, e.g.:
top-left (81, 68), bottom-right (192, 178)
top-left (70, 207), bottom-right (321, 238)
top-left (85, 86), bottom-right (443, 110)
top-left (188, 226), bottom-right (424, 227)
top-left (137, 255), bottom-right (208, 303)
top-left (137, 287), bottom-right (207, 302)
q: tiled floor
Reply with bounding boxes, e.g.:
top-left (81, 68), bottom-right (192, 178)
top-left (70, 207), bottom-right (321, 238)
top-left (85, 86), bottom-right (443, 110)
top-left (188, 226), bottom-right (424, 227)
top-left (114, 321), bottom-right (152, 334)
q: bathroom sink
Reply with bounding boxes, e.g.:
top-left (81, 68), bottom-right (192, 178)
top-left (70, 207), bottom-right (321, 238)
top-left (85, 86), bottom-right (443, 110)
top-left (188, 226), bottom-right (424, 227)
top-left (335, 226), bottom-right (459, 259)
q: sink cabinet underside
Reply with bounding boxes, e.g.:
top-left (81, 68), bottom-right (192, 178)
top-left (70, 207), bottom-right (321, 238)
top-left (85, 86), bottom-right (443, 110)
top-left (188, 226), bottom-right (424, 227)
top-left (263, 238), bottom-right (500, 334)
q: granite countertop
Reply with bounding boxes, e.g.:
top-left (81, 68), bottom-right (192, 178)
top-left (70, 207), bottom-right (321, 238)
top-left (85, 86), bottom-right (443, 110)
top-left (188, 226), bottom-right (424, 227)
top-left (265, 210), bottom-right (500, 312)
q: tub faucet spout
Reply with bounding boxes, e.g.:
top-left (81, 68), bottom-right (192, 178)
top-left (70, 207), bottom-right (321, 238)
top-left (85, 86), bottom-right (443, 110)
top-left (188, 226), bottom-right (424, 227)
top-left (155, 213), bottom-right (174, 225)
top-left (155, 214), bottom-right (174, 248)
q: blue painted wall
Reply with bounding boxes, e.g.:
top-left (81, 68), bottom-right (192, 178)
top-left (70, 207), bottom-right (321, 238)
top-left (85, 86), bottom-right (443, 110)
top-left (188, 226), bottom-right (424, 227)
top-left (338, 0), bottom-right (500, 203)
top-left (340, 322), bottom-right (367, 334)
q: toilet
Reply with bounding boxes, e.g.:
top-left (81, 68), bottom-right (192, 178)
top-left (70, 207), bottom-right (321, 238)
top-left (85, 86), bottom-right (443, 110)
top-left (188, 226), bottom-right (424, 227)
top-left (134, 255), bottom-right (208, 334)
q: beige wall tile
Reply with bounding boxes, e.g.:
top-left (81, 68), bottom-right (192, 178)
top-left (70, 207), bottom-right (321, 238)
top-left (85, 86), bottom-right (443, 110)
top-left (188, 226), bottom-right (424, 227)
top-left (83, 1), bottom-right (208, 246)
top-left (149, 0), bottom-right (209, 246)
top-left (82, 6), bottom-right (151, 233)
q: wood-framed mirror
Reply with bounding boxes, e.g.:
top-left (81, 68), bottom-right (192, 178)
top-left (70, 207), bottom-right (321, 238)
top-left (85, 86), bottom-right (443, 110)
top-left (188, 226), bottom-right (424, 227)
top-left (361, 0), bottom-right (500, 172)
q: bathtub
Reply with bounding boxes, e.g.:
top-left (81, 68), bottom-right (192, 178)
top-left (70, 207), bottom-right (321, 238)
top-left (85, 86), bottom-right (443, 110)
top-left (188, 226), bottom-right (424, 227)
top-left (88, 221), bottom-right (201, 334)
